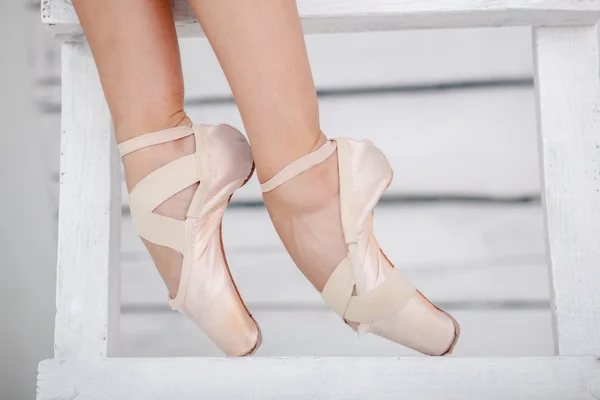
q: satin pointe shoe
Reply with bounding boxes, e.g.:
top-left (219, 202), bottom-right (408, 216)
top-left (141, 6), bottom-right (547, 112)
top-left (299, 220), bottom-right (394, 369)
top-left (260, 136), bottom-right (459, 356)
top-left (119, 122), bottom-right (261, 356)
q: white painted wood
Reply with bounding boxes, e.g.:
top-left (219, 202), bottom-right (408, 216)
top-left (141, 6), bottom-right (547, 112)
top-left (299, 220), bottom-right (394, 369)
top-left (183, 87), bottom-right (542, 200)
top-left (40, 29), bottom-right (535, 106)
top-left (533, 24), bottom-right (600, 356)
top-left (123, 259), bottom-right (548, 308)
top-left (33, 27), bottom-right (600, 101)
top-left (40, 1), bottom-right (600, 398)
top-left (120, 310), bottom-right (554, 357)
top-left (54, 41), bottom-right (121, 360)
top-left (37, 357), bottom-right (600, 400)
top-left (122, 205), bottom-right (548, 307)
top-left (179, 28), bottom-right (534, 98)
top-left (45, 85), bottom-right (539, 202)
top-left (42, 0), bottom-right (600, 38)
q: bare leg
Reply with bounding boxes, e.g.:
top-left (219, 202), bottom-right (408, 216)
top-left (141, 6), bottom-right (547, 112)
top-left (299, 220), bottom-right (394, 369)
top-left (188, 0), bottom-right (341, 286)
top-left (190, 0), bottom-right (457, 354)
top-left (72, 0), bottom-right (193, 296)
top-left (189, 0), bottom-right (321, 181)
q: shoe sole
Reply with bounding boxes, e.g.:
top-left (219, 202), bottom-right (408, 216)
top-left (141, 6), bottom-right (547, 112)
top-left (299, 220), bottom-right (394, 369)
top-left (220, 161), bottom-right (263, 357)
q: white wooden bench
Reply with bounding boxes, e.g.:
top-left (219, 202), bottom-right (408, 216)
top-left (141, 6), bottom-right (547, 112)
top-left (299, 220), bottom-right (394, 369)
top-left (38, 1), bottom-right (600, 399)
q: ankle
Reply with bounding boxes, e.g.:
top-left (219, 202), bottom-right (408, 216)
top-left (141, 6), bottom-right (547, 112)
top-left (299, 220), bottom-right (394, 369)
top-left (309, 130), bottom-right (328, 152)
top-left (114, 109), bottom-right (190, 142)
top-left (254, 126), bottom-right (325, 182)
top-left (263, 151), bottom-right (339, 214)
top-left (121, 112), bottom-right (195, 191)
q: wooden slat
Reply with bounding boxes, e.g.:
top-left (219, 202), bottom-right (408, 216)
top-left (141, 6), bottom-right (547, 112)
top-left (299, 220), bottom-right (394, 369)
top-left (43, 0), bottom-right (600, 38)
top-left (54, 42), bottom-right (120, 359)
top-left (28, 26), bottom-right (600, 101)
top-left (43, 86), bottom-right (540, 202)
top-left (119, 310), bottom-right (553, 357)
top-left (179, 28), bottom-right (534, 98)
top-left (122, 257), bottom-right (549, 308)
top-left (121, 205), bottom-right (548, 307)
top-left (37, 29), bottom-right (535, 101)
top-left (37, 357), bottom-right (600, 400)
top-left (47, 85), bottom-right (541, 202)
top-left (533, 24), bottom-right (600, 356)
top-left (166, 87), bottom-right (543, 199)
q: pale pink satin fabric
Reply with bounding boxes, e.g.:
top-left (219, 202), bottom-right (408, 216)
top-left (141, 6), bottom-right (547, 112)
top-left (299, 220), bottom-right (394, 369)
top-left (168, 125), bottom-right (259, 356)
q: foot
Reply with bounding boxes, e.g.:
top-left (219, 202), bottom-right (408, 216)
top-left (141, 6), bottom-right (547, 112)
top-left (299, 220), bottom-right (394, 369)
top-left (120, 117), bottom-right (261, 356)
top-left (262, 133), bottom-right (457, 356)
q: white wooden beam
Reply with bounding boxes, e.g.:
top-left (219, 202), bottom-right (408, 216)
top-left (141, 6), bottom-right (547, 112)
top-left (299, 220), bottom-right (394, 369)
top-left (37, 357), bottom-right (600, 400)
top-left (533, 24), bottom-right (600, 356)
top-left (55, 41), bottom-right (121, 360)
top-left (42, 0), bottom-right (600, 38)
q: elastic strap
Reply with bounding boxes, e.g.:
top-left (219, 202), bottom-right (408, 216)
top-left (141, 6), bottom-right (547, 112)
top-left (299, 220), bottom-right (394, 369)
top-left (118, 126), bottom-right (195, 157)
top-left (321, 254), bottom-right (416, 324)
top-left (260, 140), bottom-right (337, 192)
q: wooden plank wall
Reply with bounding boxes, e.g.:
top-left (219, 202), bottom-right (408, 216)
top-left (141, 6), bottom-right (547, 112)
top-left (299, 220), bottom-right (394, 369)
top-left (36, 22), bottom-right (585, 356)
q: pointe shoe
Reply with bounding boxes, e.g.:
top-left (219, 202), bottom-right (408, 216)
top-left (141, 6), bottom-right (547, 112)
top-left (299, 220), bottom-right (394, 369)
top-left (119, 122), bottom-right (261, 356)
top-left (261, 137), bottom-right (459, 356)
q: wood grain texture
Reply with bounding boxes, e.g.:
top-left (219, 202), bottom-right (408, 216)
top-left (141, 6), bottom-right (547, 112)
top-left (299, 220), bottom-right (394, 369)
top-left (122, 258), bottom-right (549, 307)
top-left (185, 87), bottom-right (542, 200)
top-left (81, 85), bottom-right (540, 205)
top-left (34, 28), bottom-right (535, 102)
top-left (54, 42), bottom-right (121, 360)
top-left (45, 84), bottom-right (541, 201)
top-left (40, 2), bottom-right (600, 397)
top-left (119, 310), bottom-right (554, 357)
top-left (42, 0), bottom-right (600, 38)
top-left (37, 357), bottom-right (600, 400)
top-left (180, 28), bottom-right (534, 97)
top-left (121, 205), bottom-right (548, 307)
top-left (533, 24), bottom-right (600, 356)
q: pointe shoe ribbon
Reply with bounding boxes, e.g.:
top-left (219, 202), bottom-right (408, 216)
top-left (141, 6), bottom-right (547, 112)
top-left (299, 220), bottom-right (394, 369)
top-left (119, 123), bottom-right (261, 356)
top-left (261, 138), bottom-right (417, 332)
